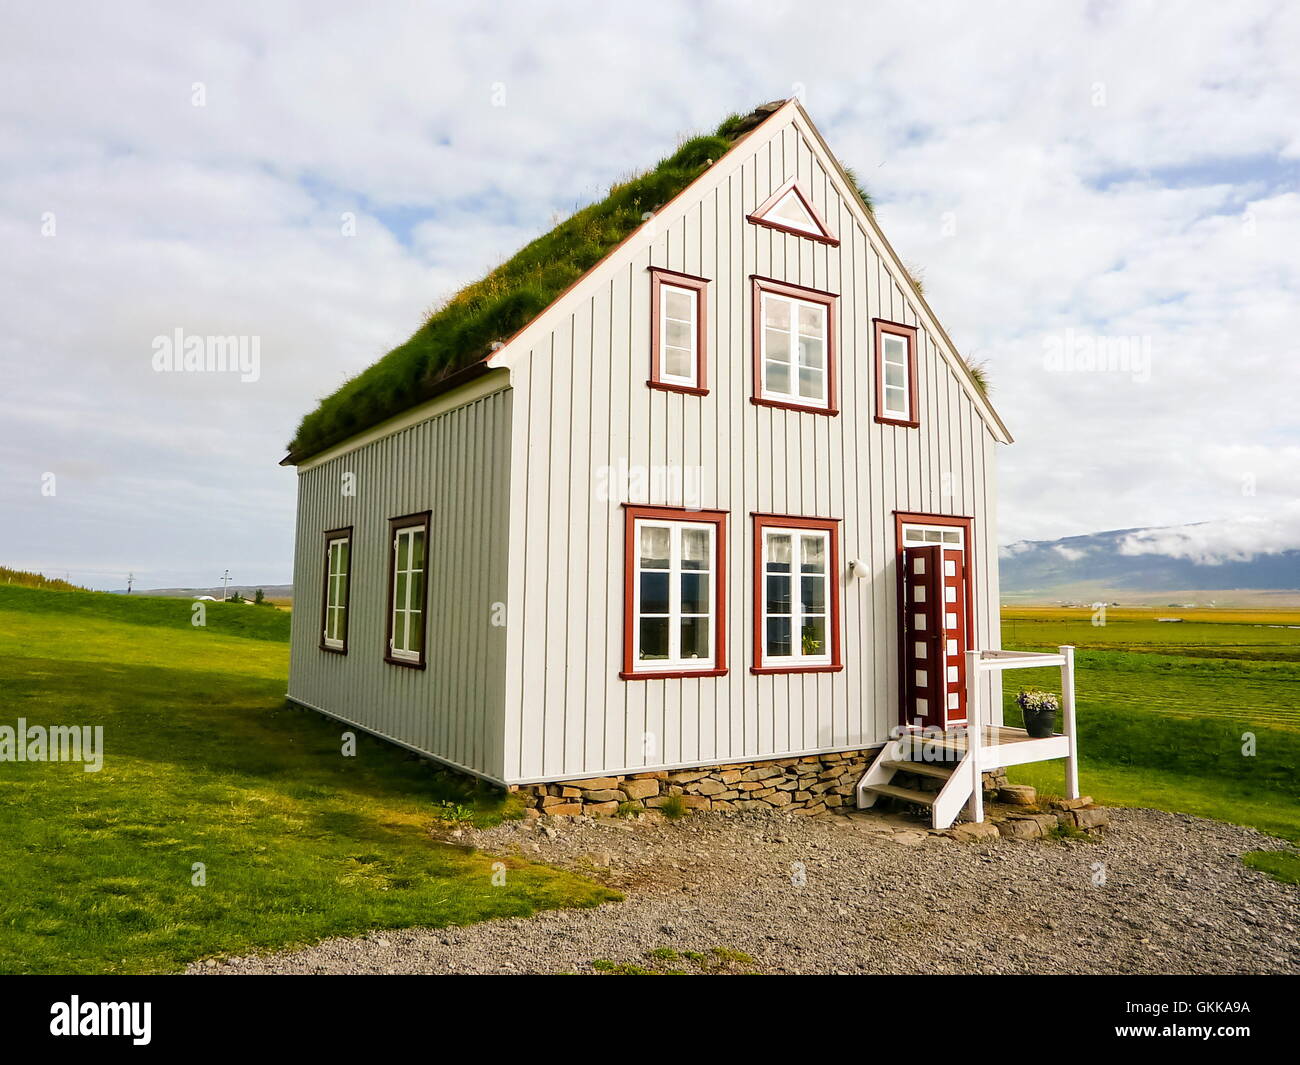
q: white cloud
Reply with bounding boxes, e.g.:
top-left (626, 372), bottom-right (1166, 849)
top-left (1053, 545), bottom-right (1089, 562)
top-left (1119, 505), bottom-right (1300, 565)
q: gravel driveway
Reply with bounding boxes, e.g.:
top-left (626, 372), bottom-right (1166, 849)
top-left (189, 807), bottom-right (1299, 975)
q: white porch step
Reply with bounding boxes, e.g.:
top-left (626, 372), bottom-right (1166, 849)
top-left (863, 782), bottom-right (936, 806)
top-left (880, 759), bottom-right (954, 780)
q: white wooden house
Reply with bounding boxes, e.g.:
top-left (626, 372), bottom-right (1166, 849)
top-left (284, 99), bottom-right (1079, 825)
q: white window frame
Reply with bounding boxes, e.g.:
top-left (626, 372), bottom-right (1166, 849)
top-left (760, 526), bottom-right (832, 668)
top-left (658, 282), bottom-right (699, 389)
top-left (759, 291), bottom-right (829, 409)
top-left (902, 523), bottom-right (965, 549)
top-left (881, 331), bottom-right (911, 419)
top-left (389, 522), bottom-right (427, 663)
top-left (322, 533), bottom-right (350, 650)
top-left (632, 518), bottom-right (717, 673)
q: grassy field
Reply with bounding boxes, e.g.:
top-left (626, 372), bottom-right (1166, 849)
top-left (2, 566), bottom-right (87, 592)
top-left (1001, 607), bottom-right (1300, 844)
top-left (0, 585), bottom-right (614, 975)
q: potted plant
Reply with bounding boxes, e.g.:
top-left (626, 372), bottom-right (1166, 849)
top-left (1016, 688), bottom-right (1059, 738)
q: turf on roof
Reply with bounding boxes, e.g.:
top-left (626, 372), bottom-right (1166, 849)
top-left (287, 106), bottom-right (788, 462)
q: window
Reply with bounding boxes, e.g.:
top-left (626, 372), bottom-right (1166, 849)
top-left (621, 505), bottom-right (727, 679)
top-left (901, 523), bottom-right (964, 548)
top-left (752, 515), bottom-right (843, 674)
top-left (648, 268), bottom-right (709, 394)
top-left (386, 512), bottom-right (430, 667)
top-left (320, 527), bottom-right (352, 653)
top-left (747, 179), bottom-right (839, 245)
top-left (751, 277), bottom-right (838, 415)
top-left (874, 319), bottom-right (919, 427)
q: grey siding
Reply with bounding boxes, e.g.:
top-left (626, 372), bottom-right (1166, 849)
top-left (500, 113), bottom-right (1004, 783)
top-left (287, 388), bottom-right (512, 781)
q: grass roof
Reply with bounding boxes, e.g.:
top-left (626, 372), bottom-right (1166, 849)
top-left (287, 104), bottom-right (794, 462)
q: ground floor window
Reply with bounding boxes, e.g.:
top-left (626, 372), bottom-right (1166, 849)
top-left (621, 505), bottom-right (727, 679)
top-left (752, 514), bottom-right (843, 674)
top-left (387, 512), bottom-right (430, 667)
top-left (320, 527), bottom-right (351, 653)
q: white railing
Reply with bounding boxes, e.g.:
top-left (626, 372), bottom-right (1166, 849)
top-left (962, 644), bottom-right (1078, 823)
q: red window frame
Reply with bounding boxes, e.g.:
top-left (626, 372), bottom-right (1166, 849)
top-left (750, 276), bottom-right (839, 416)
top-left (746, 178), bottom-right (839, 246)
top-left (751, 513), bottom-right (844, 675)
top-left (621, 504), bottom-right (728, 680)
top-left (873, 319), bottom-right (920, 428)
top-left (648, 267), bottom-right (709, 396)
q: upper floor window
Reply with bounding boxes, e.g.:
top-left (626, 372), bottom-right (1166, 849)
top-left (751, 276), bottom-right (838, 415)
top-left (874, 319), bottom-right (919, 427)
top-left (387, 512), bottom-right (430, 668)
top-left (320, 527), bottom-right (352, 653)
top-left (752, 515), bottom-right (843, 674)
top-left (747, 179), bottom-right (839, 246)
top-left (621, 505), bottom-right (727, 679)
top-left (648, 267), bottom-right (709, 395)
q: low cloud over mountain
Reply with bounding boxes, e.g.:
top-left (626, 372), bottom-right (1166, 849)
top-left (1001, 514), bottom-right (1300, 594)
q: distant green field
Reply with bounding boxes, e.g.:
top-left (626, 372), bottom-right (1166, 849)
top-left (0, 583), bottom-right (291, 643)
top-left (1003, 607), bottom-right (1300, 665)
top-left (0, 585), bottom-right (613, 974)
top-left (1001, 608), bottom-right (1300, 842)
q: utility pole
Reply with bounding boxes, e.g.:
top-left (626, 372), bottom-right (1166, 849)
top-left (126, 573), bottom-right (134, 594)
top-left (220, 569), bottom-right (231, 601)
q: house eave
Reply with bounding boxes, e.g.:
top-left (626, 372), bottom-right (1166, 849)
top-left (281, 359), bottom-right (502, 467)
top-left (282, 362), bottom-right (509, 471)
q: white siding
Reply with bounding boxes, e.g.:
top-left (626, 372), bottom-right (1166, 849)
top-left (287, 388), bottom-right (512, 781)
top-left (500, 110), bottom-right (1004, 783)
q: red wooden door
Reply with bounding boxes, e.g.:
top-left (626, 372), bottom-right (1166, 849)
top-left (903, 544), bottom-right (969, 729)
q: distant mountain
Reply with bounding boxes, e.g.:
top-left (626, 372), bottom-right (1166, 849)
top-left (1000, 525), bottom-right (1300, 598)
top-left (109, 584), bottom-right (294, 600)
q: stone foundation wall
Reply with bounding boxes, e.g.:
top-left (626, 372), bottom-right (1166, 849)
top-left (513, 750), bottom-right (1011, 819)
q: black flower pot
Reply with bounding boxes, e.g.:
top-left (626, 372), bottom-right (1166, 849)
top-left (1022, 707), bottom-right (1057, 738)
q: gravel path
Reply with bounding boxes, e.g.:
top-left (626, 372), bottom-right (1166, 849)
top-left (189, 807), bottom-right (1299, 975)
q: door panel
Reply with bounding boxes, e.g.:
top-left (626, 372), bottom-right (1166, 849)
top-left (902, 543), bottom-right (970, 729)
top-left (902, 544), bottom-right (944, 728)
top-left (941, 548), bottom-right (968, 724)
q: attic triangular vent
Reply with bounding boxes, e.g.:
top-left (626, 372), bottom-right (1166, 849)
top-left (747, 179), bottom-right (838, 245)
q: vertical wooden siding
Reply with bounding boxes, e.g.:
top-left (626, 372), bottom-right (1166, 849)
top-left (287, 389), bottom-right (512, 781)
top-left (501, 115), bottom-right (1003, 783)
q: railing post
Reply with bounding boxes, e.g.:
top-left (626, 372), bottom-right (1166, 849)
top-left (965, 649), bottom-right (983, 822)
top-left (1060, 644), bottom-right (1079, 800)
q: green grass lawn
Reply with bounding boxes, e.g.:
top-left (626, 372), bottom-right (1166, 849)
top-left (0, 586), bottom-right (615, 974)
top-left (1002, 608), bottom-right (1300, 843)
top-left (1243, 851), bottom-right (1300, 885)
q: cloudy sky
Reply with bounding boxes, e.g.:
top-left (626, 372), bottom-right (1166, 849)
top-left (3, 0), bottom-right (1297, 589)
